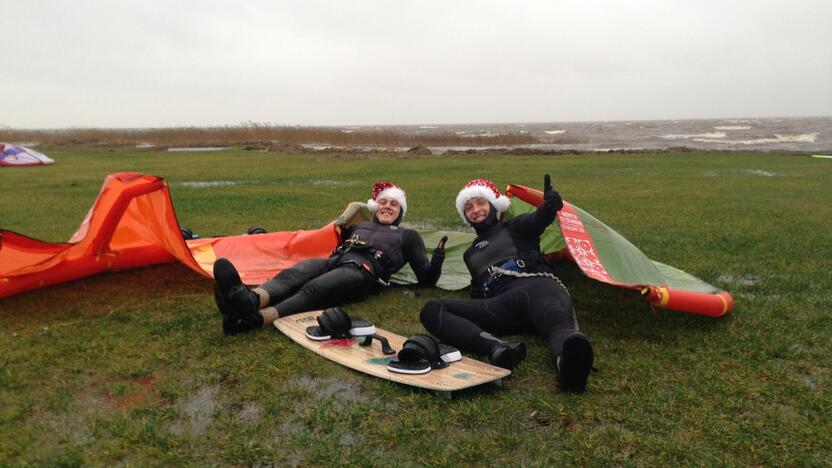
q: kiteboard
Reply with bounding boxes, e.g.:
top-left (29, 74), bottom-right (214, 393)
top-left (274, 311), bottom-right (510, 396)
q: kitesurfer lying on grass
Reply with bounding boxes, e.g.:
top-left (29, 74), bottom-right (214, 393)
top-left (214, 182), bottom-right (447, 334)
top-left (420, 176), bottom-right (594, 393)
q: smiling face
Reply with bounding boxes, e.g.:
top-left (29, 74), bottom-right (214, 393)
top-left (464, 197), bottom-right (491, 224)
top-left (374, 197), bottom-right (402, 224)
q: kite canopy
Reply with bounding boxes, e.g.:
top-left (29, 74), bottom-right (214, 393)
top-left (0, 143), bottom-right (54, 166)
top-left (0, 173), bottom-right (733, 317)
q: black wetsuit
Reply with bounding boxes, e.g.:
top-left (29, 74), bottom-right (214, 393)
top-left (420, 202), bottom-right (577, 361)
top-left (261, 219), bottom-right (443, 317)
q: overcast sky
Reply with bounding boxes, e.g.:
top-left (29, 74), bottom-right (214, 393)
top-left (2, 0), bottom-right (831, 128)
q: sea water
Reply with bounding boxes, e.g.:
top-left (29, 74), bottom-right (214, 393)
top-left (346, 117), bottom-right (832, 153)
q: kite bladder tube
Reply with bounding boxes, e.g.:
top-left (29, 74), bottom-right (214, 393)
top-left (641, 287), bottom-right (733, 318)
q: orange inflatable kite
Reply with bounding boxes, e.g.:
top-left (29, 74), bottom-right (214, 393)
top-left (0, 173), bottom-right (340, 299)
top-left (1, 172), bottom-right (733, 317)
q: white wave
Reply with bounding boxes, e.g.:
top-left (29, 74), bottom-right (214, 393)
top-left (460, 132), bottom-right (502, 138)
top-left (774, 133), bottom-right (818, 143)
top-left (663, 132), bottom-right (726, 139)
top-left (725, 119), bottom-right (751, 123)
top-left (714, 126), bottom-right (751, 130)
top-left (693, 133), bottom-right (818, 145)
top-left (300, 144), bottom-right (345, 150)
top-left (419, 125), bottom-right (438, 129)
top-left (341, 130), bottom-right (354, 133)
top-left (454, 131), bottom-right (467, 135)
top-left (544, 130), bottom-right (567, 135)
top-left (591, 147), bottom-right (636, 152)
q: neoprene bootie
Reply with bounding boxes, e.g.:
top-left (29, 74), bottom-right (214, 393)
top-left (214, 258), bottom-right (263, 333)
top-left (215, 285), bottom-right (242, 335)
top-left (556, 332), bottom-right (594, 393)
top-left (488, 341), bottom-right (527, 370)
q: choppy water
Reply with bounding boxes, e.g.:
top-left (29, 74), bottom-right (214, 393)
top-left (354, 117), bottom-right (832, 153)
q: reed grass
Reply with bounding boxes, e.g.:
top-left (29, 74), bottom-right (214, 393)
top-left (0, 122), bottom-right (539, 148)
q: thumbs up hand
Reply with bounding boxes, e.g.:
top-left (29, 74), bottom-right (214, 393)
top-left (542, 174), bottom-right (563, 212)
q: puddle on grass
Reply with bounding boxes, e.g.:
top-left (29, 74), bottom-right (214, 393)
top-left (30, 387), bottom-right (111, 447)
top-left (401, 220), bottom-right (438, 231)
top-left (171, 385), bottom-right (219, 435)
top-left (339, 431), bottom-right (357, 446)
top-left (801, 368), bottom-right (829, 390)
top-left (179, 180), bottom-right (240, 188)
top-left (294, 375), bottom-right (369, 403)
top-left (735, 292), bottom-right (782, 303)
top-left (279, 420), bottom-right (306, 435)
top-left (309, 179), bottom-right (356, 186)
top-left (718, 274), bottom-right (761, 287)
top-left (746, 169), bottom-right (777, 177)
top-left (238, 402), bottom-right (261, 423)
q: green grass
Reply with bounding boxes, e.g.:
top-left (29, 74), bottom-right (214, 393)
top-left (1, 149), bottom-right (830, 465)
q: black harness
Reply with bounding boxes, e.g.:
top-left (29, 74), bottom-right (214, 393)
top-left (333, 221), bottom-right (406, 282)
top-left (464, 222), bottom-right (556, 298)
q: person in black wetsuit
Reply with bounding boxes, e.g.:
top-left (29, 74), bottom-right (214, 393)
top-left (215, 181), bottom-right (446, 334)
top-left (419, 176), bottom-right (594, 393)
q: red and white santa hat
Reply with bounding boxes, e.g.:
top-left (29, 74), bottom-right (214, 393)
top-left (455, 178), bottom-right (511, 224)
top-left (367, 181), bottom-right (407, 216)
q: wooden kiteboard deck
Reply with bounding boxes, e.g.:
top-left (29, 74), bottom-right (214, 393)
top-left (274, 311), bottom-right (510, 393)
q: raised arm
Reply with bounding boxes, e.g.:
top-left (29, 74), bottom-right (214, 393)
top-left (402, 230), bottom-right (446, 286)
top-left (509, 174), bottom-right (563, 237)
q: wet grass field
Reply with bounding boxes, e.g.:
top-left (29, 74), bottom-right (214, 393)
top-left (1, 149), bottom-right (830, 465)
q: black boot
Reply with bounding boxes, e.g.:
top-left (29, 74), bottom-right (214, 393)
top-left (489, 341), bottom-right (527, 370)
top-left (476, 332), bottom-right (527, 370)
top-left (215, 285), bottom-right (242, 335)
top-left (556, 332), bottom-right (594, 393)
top-left (214, 258), bottom-right (263, 334)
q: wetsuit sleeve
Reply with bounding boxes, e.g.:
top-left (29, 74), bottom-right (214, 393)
top-left (402, 229), bottom-right (444, 286)
top-left (508, 202), bottom-right (558, 238)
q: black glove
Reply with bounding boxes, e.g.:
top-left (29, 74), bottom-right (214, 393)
top-left (436, 236), bottom-right (448, 252)
top-left (543, 174), bottom-right (563, 212)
